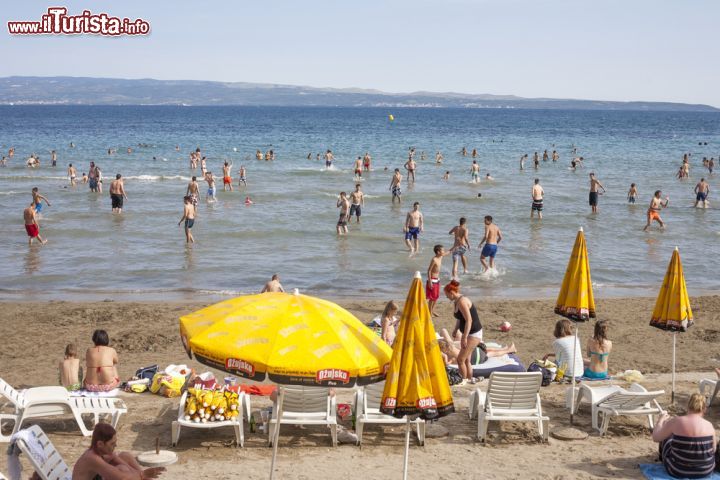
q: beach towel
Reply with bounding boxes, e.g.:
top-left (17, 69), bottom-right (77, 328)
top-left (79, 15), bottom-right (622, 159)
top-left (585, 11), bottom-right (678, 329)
top-left (639, 463), bottom-right (720, 480)
top-left (7, 429), bottom-right (47, 480)
top-left (236, 384), bottom-right (277, 396)
top-left (579, 376), bottom-right (613, 382)
top-left (69, 388), bottom-right (120, 398)
top-left (448, 354), bottom-right (525, 378)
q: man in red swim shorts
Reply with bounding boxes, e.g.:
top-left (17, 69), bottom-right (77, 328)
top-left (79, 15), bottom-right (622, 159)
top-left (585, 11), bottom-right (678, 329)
top-left (23, 202), bottom-right (47, 245)
top-left (426, 245), bottom-right (451, 317)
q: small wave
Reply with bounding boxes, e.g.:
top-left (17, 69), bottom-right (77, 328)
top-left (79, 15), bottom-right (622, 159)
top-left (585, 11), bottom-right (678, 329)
top-left (124, 175), bottom-right (191, 182)
top-left (0, 190), bottom-right (23, 195)
top-left (0, 175), bottom-right (69, 181)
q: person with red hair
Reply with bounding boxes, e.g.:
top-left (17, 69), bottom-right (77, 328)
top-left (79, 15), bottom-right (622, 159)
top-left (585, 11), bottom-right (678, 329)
top-left (72, 423), bottom-right (165, 480)
top-left (443, 280), bottom-right (483, 383)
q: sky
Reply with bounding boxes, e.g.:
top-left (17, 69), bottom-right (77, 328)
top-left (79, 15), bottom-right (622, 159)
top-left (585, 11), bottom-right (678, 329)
top-left (2, 0), bottom-right (719, 107)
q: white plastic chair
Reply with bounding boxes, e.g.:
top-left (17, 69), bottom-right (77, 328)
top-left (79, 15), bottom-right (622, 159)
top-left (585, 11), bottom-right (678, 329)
top-left (469, 371), bottom-right (549, 442)
top-left (0, 378), bottom-right (127, 442)
top-left (13, 425), bottom-right (72, 480)
top-left (699, 378), bottom-right (720, 406)
top-left (589, 383), bottom-right (665, 435)
top-left (171, 390), bottom-right (249, 447)
top-left (267, 386), bottom-right (337, 447)
top-left (353, 381), bottom-right (425, 446)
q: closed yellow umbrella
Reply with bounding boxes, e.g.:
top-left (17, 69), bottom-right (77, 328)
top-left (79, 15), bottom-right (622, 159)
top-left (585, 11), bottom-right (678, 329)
top-left (180, 291), bottom-right (392, 386)
top-left (555, 227), bottom-right (596, 321)
top-left (555, 227), bottom-right (596, 424)
top-left (381, 272), bottom-right (454, 480)
top-left (650, 247), bottom-right (693, 403)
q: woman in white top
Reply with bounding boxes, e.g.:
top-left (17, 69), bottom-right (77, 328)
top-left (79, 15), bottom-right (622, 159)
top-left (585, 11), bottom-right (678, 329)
top-left (543, 319), bottom-right (584, 379)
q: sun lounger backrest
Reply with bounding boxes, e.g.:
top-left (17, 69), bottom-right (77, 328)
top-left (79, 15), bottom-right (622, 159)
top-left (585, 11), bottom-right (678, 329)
top-left (0, 378), bottom-right (23, 408)
top-left (281, 387), bottom-right (329, 414)
top-left (599, 390), bottom-right (664, 410)
top-left (486, 372), bottom-right (542, 410)
top-left (363, 381), bottom-right (385, 410)
top-left (17, 425), bottom-right (71, 480)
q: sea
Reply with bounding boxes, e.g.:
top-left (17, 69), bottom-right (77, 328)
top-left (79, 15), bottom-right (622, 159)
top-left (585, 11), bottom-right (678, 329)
top-left (0, 106), bottom-right (718, 302)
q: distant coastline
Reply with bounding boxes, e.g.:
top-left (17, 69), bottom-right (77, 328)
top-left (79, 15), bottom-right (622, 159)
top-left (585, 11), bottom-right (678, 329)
top-left (0, 76), bottom-right (716, 111)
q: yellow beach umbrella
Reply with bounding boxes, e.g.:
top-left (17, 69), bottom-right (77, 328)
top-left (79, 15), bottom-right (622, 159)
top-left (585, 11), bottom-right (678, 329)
top-left (180, 290), bottom-right (392, 480)
top-left (649, 247), bottom-right (693, 403)
top-left (179, 291), bottom-right (392, 386)
top-left (555, 227), bottom-right (596, 424)
top-left (555, 227), bottom-right (596, 322)
top-left (381, 272), bottom-right (454, 480)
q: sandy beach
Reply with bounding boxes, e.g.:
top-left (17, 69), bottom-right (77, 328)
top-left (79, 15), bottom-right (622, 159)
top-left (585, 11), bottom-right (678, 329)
top-left (1, 296), bottom-right (719, 479)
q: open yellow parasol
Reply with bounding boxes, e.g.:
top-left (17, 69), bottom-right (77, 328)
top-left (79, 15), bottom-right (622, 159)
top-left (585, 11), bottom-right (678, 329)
top-left (555, 227), bottom-right (596, 425)
top-left (555, 227), bottom-right (596, 322)
top-left (381, 272), bottom-right (454, 480)
top-left (649, 247), bottom-right (693, 403)
top-left (179, 291), bottom-right (392, 387)
top-left (180, 290), bottom-right (392, 479)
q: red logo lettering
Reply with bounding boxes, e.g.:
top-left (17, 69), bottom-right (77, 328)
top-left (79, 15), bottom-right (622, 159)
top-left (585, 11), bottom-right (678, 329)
top-left (225, 358), bottom-right (254, 376)
top-left (315, 369), bottom-right (350, 384)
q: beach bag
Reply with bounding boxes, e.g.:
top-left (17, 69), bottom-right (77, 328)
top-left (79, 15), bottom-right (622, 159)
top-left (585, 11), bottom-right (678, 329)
top-left (445, 366), bottom-right (464, 386)
top-left (149, 372), bottom-right (186, 398)
top-left (134, 364), bottom-right (159, 382)
top-left (527, 362), bottom-right (553, 387)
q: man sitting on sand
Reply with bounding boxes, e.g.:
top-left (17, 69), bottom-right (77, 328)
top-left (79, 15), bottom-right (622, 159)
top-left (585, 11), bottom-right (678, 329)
top-left (72, 423), bottom-right (165, 480)
top-left (261, 274), bottom-right (285, 293)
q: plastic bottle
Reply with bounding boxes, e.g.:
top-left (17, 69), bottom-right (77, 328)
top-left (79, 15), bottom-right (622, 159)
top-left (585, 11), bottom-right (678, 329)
top-left (249, 413), bottom-right (256, 433)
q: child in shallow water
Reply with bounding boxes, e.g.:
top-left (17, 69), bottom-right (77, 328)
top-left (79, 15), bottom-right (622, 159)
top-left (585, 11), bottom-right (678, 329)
top-left (59, 343), bottom-right (82, 391)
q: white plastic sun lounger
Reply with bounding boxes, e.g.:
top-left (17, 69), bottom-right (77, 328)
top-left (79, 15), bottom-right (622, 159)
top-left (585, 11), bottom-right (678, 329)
top-left (12, 425), bottom-right (72, 480)
top-left (0, 377), bottom-right (127, 442)
top-left (573, 383), bottom-right (665, 435)
top-left (469, 371), bottom-right (549, 442)
top-left (353, 381), bottom-right (425, 446)
top-left (699, 378), bottom-right (720, 407)
top-left (171, 390), bottom-right (249, 448)
top-left (268, 386), bottom-right (337, 447)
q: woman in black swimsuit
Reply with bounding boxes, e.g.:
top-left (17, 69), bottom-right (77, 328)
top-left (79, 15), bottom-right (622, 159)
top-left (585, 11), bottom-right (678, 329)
top-left (444, 280), bottom-right (483, 382)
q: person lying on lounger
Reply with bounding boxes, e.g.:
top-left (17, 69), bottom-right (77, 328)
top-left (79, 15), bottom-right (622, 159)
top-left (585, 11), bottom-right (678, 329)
top-left (438, 328), bottom-right (516, 367)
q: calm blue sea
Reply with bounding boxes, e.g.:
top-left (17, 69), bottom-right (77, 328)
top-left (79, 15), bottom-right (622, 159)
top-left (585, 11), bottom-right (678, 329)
top-left (0, 106), bottom-right (718, 301)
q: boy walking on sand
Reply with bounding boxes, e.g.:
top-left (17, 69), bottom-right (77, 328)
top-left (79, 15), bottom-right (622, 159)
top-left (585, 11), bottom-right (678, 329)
top-left (426, 245), bottom-right (451, 317)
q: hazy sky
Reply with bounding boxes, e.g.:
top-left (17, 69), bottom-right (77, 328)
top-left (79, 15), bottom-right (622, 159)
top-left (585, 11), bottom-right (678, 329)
top-left (2, 1), bottom-right (719, 106)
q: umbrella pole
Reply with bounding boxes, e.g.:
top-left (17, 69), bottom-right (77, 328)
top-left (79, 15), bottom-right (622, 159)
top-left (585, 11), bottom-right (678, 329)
top-left (402, 417), bottom-right (410, 480)
top-left (570, 325), bottom-right (580, 425)
top-left (269, 387), bottom-right (285, 480)
top-left (672, 333), bottom-right (676, 404)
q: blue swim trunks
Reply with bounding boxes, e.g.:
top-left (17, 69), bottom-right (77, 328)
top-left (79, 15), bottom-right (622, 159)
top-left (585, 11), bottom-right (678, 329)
top-left (208, 187), bottom-right (216, 196)
top-left (452, 246), bottom-right (467, 260)
top-left (405, 227), bottom-right (420, 240)
top-left (35, 202), bottom-right (42, 213)
top-left (480, 243), bottom-right (497, 258)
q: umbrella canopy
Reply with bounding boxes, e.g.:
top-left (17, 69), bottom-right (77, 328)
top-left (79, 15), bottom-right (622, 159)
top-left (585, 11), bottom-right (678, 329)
top-left (179, 291), bottom-right (392, 387)
top-left (650, 247), bottom-right (693, 332)
top-left (381, 272), bottom-right (454, 420)
top-left (555, 227), bottom-right (596, 322)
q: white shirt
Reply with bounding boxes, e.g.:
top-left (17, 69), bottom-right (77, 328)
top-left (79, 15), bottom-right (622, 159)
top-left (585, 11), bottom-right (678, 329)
top-left (552, 335), bottom-right (584, 378)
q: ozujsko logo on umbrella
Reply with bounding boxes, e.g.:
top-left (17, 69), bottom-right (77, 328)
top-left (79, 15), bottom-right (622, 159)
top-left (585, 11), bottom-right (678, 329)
top-left (226, 358), bottom-right (255, 376)
top-left (315, 369), bottom-right (350, 384)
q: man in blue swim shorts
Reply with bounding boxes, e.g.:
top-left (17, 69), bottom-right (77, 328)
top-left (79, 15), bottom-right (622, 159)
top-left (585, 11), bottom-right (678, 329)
top-left (404, 202), bottom-right (424, 253)
top-left (478, 215), bottom-right (502, 272)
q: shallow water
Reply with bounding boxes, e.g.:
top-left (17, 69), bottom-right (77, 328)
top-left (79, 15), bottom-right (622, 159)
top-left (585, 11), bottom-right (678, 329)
top-left (0, 106), bottom-right (718, 302)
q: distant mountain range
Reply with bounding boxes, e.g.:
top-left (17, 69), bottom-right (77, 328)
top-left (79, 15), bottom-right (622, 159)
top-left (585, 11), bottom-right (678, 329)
top-left (0, 76), bottom-right (716, 112)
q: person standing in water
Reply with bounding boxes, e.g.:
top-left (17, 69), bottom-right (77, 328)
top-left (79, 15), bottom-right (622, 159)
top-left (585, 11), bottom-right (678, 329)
top-left (349, 183), bottom-right (364, 223)
top-left (23, 202), bottom-right (47, 245)
top-left (390, 168), bottom-right (402, 203)
top-left (404, 202), bottom-right (424, 253)
top-left (354, 157), bottom-right (363, 178)
top-left (470, 160), bottom-right (480, 183)
top-left (478, 215), bottom-right (502, 272)
top-left (531, 178), bottom-right (544, 219)
top-left (589, 172), bottom-right (606, 213)
top-left (222, 161), bottom-right (233, 192)
top-left (448, 218), bottom-right (470, 278)
top-left (533, 152), bottom-right (540, 169)
top-left (336, 192), bottom-right (349, 235)
top-left (67, 163), bottom-right (77, 186)
top-left (324, 149), bottom-right (334, 169)
top-left (109, 174), bottom-right (128, 214)
top-left (435, 151), bottom-right (444, 164)
top-left (404, 156), bottom-right (416, 184)
top-left (186, 176), bottom-right (200, 213)
top-left (627, 183), bottom-right (638, 203)
top-left (178, 196), bottom-right (196, 243)
top-left (31, 187), bottom-right (51, 215)
top-left (238, 165), bottom-right (247, 187)
top-left (363, 152), bottom-right (371, 171)
top-left (694, 178), bottom-right (710, 208)
top-left (644, 190), bottom-right (670, 231)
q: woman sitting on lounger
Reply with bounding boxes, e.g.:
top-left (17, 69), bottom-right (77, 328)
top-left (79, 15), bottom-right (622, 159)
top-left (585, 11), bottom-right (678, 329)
top-left (652, 393), bottom-right (717, 479)
top-left (584, 320), bottom-right (612, 379)
top-left (438, 328), bottom-right (516, 367)
top-left (84, 329), bottom-right (120, 392)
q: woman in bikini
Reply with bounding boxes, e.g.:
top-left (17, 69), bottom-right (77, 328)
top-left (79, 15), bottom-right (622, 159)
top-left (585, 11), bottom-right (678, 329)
top-left (84, 329), bottom-right (120, 392)
top-left (584, 320), bottom-right (612, 379)
top-left (443, 280), bottom-right (483, 383)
